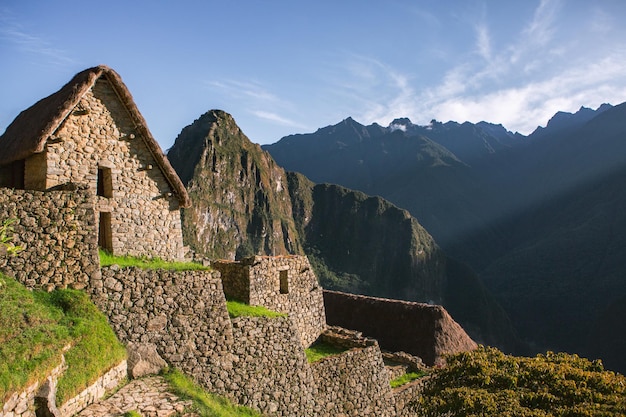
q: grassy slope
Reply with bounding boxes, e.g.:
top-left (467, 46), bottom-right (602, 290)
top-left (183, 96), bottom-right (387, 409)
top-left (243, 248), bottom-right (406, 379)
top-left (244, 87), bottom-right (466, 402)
top-left (0, 273), bottom-right (126, 405)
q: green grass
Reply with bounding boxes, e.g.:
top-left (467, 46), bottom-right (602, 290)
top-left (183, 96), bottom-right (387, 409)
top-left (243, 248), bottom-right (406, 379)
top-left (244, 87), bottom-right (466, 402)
top-left (305, 341), bottom-right (347, 363)
top-left (225, 300), bottom-right (286, 319)
top-left (122, 411), bottom-right (142, 417)
top-left (99, 250), bottom-right (209, 271)
top-left (390, 371), bottom-right (428, 388)
top-left (0, 273), bottom-right (126, 405)
top-left (163, 368), bottom-right (262, 417)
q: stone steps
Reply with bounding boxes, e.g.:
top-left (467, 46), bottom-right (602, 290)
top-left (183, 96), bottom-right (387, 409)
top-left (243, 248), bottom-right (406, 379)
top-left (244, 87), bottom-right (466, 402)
top-left (77, 376), bottom-right (192, 417)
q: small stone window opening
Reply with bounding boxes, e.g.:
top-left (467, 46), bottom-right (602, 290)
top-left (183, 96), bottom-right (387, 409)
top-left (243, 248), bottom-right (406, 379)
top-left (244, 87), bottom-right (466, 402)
top-left (97, 167), bottom-right (113, 198)
top-left (98, 212), bottom-right (113, 253)
top-left (279, 270), bottom-right (289, 294)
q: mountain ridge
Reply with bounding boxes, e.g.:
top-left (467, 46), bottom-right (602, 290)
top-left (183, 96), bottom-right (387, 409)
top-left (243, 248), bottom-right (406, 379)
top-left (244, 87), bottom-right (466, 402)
top-left (263, 100), bottom-right (626, 372)
top-left (167, 109), bottom-right (523, 352)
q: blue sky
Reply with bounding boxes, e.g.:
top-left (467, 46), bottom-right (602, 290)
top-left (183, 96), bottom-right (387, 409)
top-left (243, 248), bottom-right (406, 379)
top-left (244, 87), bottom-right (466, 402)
top-left (1, 1), bottom-right (626, 149)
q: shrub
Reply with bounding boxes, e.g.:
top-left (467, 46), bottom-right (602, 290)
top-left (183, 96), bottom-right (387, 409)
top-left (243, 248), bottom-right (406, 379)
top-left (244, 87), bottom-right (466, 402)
top-left (0, 218), bottom-right (22, 256)
top-left (415, 346), bottom-right (626, 416)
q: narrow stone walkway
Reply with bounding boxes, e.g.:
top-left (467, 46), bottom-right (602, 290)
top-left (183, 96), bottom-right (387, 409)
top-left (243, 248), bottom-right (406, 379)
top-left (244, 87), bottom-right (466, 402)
top-left (78, 376), bottom-right (193, 417)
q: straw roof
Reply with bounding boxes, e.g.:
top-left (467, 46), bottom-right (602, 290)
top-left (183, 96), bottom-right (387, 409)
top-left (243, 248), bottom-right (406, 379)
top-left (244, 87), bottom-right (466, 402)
top-left (0, 65), bottom-right (191, 207)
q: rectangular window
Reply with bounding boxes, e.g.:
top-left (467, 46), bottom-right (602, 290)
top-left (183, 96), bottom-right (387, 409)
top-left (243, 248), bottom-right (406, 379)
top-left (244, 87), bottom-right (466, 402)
top-left (97, 167), bottom-right (113, 198)
top-left (279, 270), bottom-right (289, 294)
top-left (98, 212), bottom-right (113, 253)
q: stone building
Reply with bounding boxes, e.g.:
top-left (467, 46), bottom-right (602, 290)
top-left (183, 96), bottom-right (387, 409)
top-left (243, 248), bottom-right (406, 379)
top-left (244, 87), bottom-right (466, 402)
top-left (0, 65), bottom-right (190, 260)
top-left (213, 255), bottom-right (327, 347)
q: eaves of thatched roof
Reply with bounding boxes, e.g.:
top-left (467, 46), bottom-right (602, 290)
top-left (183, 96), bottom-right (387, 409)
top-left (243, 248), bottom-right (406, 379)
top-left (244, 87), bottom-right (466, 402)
top-left (0, 65), bottom-right (191, 208)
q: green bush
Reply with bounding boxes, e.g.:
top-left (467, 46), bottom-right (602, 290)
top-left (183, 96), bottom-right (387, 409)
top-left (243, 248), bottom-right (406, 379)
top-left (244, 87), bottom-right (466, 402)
top-left (0, 218), bottom-right (22, 256)
top-left (414, 346), bottom-right (626, 416)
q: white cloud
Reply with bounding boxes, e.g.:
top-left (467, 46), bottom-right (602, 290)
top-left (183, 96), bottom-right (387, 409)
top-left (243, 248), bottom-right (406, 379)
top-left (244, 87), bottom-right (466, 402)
top-left (332, 0), bottom-right (626, 136)
top-left (250, 110), bottom-right (307, 129)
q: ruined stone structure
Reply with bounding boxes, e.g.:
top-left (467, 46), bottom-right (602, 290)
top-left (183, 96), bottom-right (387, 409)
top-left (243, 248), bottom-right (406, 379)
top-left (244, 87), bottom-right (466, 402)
top-left (324, 290), bottom-right (478, 366)
top-left (0, 66), bottom-right (478, 417)
top-left (0, 66), bottom-right (189, 261)
top-left (213, 255), bottom-right (326, 347)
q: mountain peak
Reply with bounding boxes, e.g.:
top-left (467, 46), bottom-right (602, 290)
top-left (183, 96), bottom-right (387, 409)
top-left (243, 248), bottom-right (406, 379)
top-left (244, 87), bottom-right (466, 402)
top-left (389, 118), bottom-right (414, 132)
top-left (530, 103), bottom-right (614, 139)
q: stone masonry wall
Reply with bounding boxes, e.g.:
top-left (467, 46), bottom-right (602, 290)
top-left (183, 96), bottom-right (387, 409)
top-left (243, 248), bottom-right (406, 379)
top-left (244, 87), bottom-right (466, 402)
top-left (311, 345), bottom-right (397, 417)
top-left (324, 290), bottom-right (477, 366)
top-left (39, 78), bottom-right (185, 260)
top-left (58, 360), bottom-right (127, 417)
top-left (0, 187), bottom-right (100, 291)
top-left (228, 316), bottom-right (319, 416)
top-left (211, 259), bottom-right (250, 302)
top-left (93, 267), bottom-right (236, 392)
top-left (214, 255), bottom-right (326, 347)
top-left (1, 356), bottom-right (66, 417)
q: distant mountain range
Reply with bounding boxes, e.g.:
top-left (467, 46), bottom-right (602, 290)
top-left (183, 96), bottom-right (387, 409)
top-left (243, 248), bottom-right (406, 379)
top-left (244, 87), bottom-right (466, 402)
top-left (263, 102), bottom-right (626, 373)
top-left (167, 110), bottom-right (523, 354)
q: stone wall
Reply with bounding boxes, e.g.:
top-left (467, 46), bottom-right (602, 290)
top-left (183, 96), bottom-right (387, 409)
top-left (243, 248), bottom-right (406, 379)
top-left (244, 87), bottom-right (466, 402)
top-left (1, 357), bottom-right (66, 417)
top-left (323, 290), bottom-right (477, 366)
top-left (0, 356), bottom-right (125, 417)
top-left (393, 378), bottom-right (429, 417)
top-left (0, 187), bottom-right (100, 291)
top-left (228, 316), bottom-right (319, 416)
top-left (213, 255), bottom-right (326, 347)
top-left (58, 361), bottom-right (127, 417)
top-left (311, 345), bottom-right (397, 417)
top-left (27, 78), bottom-right (185, 260)
top-left (211, 259), bottom-right (250, 302)
top-left (92, 267), bottom-right (235, 392)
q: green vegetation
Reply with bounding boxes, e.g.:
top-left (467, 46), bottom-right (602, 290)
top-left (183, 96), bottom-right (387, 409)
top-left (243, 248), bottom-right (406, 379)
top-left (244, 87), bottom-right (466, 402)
top-left (163, 368), bottom-right (262, 417)
top-left (0, 218), bottom-right (22, 256)
top-left (225, 300), bottom-right (286, 319)
top-left (390, 371), bottom-right (428, 388)
top-left (99, 250), bottom-right (209, 271)
top-left (0, 274), bottom-right (126, 405)
top-left (122, 411), bottom-right (142, 417)
top-left (305, 341), bottom-right (347, 363)
top-left (415, 346), bottom-right (626, 416)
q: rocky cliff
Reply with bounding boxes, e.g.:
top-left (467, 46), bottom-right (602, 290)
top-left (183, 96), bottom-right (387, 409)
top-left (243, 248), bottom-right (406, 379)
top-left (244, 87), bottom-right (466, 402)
top-left (167, 110), bottom-right (522, 352)
top-left (167, 110), bottom-right (302, 259)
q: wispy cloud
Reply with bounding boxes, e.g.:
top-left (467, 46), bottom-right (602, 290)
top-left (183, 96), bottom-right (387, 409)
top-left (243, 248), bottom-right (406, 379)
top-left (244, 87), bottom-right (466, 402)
top-left (206, 79), bottom-right (282, 103)
top-left (206, 78), bottom-right (309, 131)
top-left (250, 110), bottom-right (307, 129)
top-left (0, 11), bottom-right (76, 66)
top-left (475, 23), bottom-right (492, 62)
top-left (330, 0), bottom-right (626, 135)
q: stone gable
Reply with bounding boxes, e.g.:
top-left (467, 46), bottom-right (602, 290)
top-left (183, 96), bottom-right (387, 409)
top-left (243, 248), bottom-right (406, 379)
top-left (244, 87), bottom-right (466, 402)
top-left (7, 79), bottom-right (186, 261)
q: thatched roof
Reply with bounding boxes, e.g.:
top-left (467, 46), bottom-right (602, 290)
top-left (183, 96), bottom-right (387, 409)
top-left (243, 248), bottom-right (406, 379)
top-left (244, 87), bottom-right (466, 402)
top-left (0, 65), bottom-right (191, 207)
